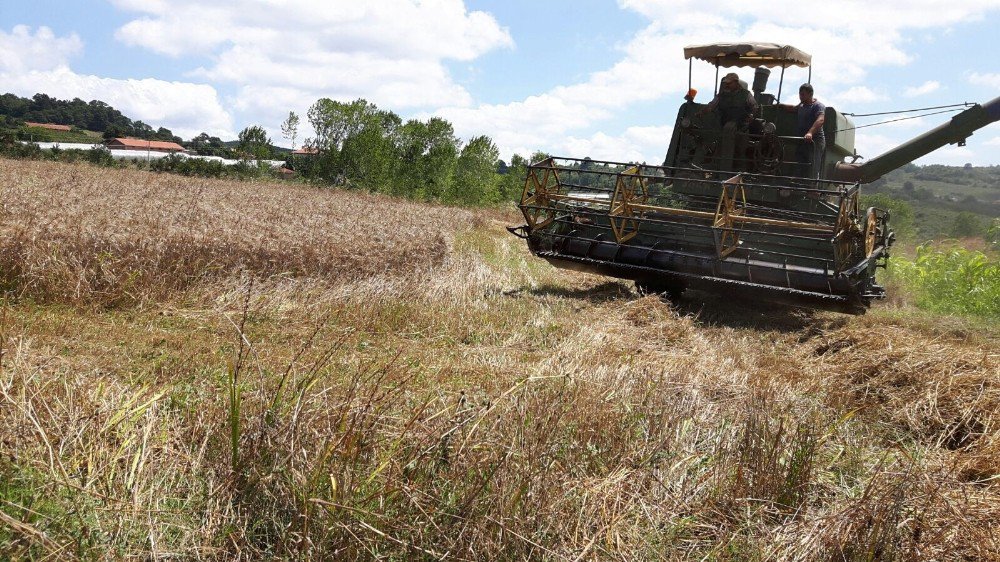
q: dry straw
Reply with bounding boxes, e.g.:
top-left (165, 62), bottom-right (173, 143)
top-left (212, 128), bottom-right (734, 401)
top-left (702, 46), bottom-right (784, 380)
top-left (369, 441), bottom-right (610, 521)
top-left (0, 159), bottom-right (476, 306)
top-left (0, 158), bottom-right (997, 559)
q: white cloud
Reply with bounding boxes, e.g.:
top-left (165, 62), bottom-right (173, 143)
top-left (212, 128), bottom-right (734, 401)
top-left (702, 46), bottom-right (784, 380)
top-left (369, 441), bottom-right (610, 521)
top-left (2, 66), bottom-right (233, 138)
top-left (969, 72), bottom-right (1000, 89)
top-left (881, 116), bottom-right (929, 129)
top-left (854, 132), bottom-right (898, 161)
top-left (112, 0), bottom-right (513, 116)
top-left (114, 1), bottom-right (512, 62)
top-left (200, 46), bottom-right (474, 112)
top-left (833, 86), bottom-right (888, 105)
top-left (115, 14), bottom-right (231, 58)
top-left (0, 25), bottom-right (82, 73)
top-left (560, 125), bottom-right (674, 163)
top-left (619, 0), bottom-right (996, 31)
top-left (904, 80), bottom-right (940, 97)
top-left (435, 29), bottom-right (727, 159)
top-left (0, 25), bottom-right (233, 139)
top-left (863, 122), bottom-right (1000, 166)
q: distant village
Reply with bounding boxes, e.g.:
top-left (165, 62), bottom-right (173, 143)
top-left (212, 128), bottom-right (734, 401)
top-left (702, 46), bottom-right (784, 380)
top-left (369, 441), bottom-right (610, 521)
top-left (21, 121), bottom-right (307, 170)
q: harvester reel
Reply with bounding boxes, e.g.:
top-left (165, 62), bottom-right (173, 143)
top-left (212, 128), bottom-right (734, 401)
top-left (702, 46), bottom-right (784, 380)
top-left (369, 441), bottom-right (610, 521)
top-left (608, 166), bottom-right (649, 243)
top-left (712, 175), bottom-right (747, 257)
top-left (519, 159), bottom-right (561, 231)
top-left (864, 207), bottom-right (889, 257)
top-left (833, 191), bottom-right (863, 272)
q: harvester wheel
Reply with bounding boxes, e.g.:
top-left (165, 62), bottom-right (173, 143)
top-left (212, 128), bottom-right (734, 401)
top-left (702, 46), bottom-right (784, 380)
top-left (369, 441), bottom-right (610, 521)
top-left (635, 279), bottom-right (686, 301)
top-left (864, 207), bottom-right (879, 257)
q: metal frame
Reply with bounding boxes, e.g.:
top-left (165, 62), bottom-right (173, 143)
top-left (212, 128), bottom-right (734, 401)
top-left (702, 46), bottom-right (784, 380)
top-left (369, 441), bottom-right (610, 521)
top-left (519, 157), bottom-right (871, 278)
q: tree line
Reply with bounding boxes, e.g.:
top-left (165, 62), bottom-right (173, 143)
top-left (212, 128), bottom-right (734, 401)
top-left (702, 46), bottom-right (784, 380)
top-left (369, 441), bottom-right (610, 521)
top-left (0, 93), bottom-right (272, 159)
top-left (0, 92), bottom-right (543, 206)
top-left (288, 98), bottom-right (539, 205)
top-left (0, 93), bottom-right (183, 143)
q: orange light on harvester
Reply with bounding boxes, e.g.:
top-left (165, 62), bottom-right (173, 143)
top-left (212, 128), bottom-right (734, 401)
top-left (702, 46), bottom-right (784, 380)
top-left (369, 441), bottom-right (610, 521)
top-left (685, 88), bottom-right (698, 101)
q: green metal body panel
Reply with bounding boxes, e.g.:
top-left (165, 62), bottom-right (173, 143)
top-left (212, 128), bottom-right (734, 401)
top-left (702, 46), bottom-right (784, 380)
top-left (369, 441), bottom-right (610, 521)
top-left (664, 101), bottom-right (855, 182)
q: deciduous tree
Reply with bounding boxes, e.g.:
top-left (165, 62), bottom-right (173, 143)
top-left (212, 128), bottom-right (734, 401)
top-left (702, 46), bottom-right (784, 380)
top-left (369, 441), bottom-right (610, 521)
top-left (307, 98), bottom-right (379, 151)
top-left (280, 111), bottom-right (300, 150)
top-left (450, 135), bottom-right (500, 204)
top-left (238, 125), bottom-right (272, 161)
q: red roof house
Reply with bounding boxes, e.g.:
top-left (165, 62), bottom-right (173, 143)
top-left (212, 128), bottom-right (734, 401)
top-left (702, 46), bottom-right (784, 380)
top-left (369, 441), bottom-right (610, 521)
top-left (105, 138), bottom-right (186, 153)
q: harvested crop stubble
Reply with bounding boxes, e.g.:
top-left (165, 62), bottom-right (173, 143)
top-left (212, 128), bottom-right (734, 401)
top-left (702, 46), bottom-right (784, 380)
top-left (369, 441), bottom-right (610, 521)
top-left (0, 159), bottom-right (473, 305)
top-left (808, 320), bottom-right (1000, 480)
top-left (2, 227), bottom-right (1000, 558)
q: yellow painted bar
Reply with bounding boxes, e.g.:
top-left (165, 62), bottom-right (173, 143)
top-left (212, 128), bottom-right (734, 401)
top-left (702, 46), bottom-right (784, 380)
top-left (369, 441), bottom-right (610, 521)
top-left (628, 203), bottom-right (832, 232)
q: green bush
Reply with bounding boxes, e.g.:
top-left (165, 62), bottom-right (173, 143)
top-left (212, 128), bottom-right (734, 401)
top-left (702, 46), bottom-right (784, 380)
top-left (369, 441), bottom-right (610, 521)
top-left (887, 244), bottom-right (999, 318)
top-left (949, 212), bottom-right (985, 238)
top-left (146, 154), bottom-right (267, 180)
top-left (987, 219), bottom-right (1000, 251)
top-left (86, 147), bottom-right (117, 167)
top-left (0, 140), bottom-right (43, 159)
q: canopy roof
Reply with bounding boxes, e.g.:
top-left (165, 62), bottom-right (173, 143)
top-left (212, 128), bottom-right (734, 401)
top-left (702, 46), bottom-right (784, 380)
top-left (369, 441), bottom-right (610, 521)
top-left (684, 43), bottom-right (811, 68)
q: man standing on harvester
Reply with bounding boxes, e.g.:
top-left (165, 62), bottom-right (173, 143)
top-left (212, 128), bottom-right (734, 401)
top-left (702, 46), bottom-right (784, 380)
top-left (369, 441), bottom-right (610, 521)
top-left (696, 72), bottom-right (757, 173)
top-left (782, 83), bottom-right (826, 178)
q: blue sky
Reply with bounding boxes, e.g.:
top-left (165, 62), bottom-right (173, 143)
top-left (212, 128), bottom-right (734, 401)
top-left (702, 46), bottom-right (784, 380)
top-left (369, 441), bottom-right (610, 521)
top-left (1, 0), bottom-right (998, 165)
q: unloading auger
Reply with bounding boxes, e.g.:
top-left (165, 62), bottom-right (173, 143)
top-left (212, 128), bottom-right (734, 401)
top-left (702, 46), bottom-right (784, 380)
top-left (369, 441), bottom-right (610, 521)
top-left (509, 43), bottom-right (1000, 314)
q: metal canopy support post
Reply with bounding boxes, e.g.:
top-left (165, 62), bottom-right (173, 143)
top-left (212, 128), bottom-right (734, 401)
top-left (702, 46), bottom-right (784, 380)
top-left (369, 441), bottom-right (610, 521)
top-left (777, 65), bottom-right (786, 103)
top-left (714, 62), bottom-right (720, 95)
top-left (688, 59), bottom-right (693, 93)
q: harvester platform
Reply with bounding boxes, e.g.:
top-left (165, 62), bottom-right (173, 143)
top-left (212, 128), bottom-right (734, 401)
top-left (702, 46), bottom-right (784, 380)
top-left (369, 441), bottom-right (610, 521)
top-left (511, 157), bottom-right (892, 314)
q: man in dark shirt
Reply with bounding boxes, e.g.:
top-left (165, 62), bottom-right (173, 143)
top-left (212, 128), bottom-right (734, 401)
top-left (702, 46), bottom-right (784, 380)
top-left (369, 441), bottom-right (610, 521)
top-left (697, 72), bottom-right (758, 172)
top-left (783, 83), bottom-right (826, 178)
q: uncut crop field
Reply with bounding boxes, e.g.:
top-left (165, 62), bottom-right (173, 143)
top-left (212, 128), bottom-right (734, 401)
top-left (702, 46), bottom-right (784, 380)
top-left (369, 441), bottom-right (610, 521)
top-left (0, 160), bottom-right (474, 305)
top-left (1, 158), bottom-right (998, 560)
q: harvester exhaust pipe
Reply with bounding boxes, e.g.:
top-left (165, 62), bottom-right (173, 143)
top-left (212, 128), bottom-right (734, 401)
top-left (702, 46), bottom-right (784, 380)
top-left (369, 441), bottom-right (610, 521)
top-left (835, 95), bottom-right (1000, 184)
top-left (752, 67), bottom-right (770, 94)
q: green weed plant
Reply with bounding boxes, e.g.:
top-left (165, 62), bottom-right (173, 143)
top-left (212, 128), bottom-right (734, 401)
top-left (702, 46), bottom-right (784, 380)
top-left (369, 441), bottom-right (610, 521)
top-left (888, 243), bottom-right (999, 318)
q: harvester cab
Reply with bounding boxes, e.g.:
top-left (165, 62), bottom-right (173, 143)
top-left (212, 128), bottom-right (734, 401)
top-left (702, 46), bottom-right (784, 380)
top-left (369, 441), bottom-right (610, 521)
top-left (667, 43), bottom-right (841, 182)
top-left (510, 42), bottom-right (1000, 314)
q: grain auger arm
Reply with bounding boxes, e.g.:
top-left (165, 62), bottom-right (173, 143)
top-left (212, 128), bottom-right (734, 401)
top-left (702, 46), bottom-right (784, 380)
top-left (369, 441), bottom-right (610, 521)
top-left (834, 96), bottom-right (1000, 183)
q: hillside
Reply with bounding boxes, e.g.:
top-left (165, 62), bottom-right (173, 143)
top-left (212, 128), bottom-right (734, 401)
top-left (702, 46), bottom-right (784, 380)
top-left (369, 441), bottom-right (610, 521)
top-left (18, 124), bottom-right (103, 144)
top-left (871, 164), bottom-right (1000, 240)
top-left (0, 158), bottom-right (998, 559)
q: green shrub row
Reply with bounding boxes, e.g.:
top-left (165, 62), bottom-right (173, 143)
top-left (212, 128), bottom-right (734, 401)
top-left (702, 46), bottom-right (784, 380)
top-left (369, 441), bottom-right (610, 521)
top-left (0, 141), bottom-right (285, 181)
top-left (887, 244), bottom-right (999, 318)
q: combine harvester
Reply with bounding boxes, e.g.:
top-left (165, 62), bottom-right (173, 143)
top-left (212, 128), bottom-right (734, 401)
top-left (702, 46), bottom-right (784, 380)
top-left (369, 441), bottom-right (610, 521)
top-left (509, 43), bottom-right (999, 313)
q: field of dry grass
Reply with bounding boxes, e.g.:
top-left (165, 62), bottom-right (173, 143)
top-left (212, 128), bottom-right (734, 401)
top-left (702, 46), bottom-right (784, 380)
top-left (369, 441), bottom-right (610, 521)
top-left (1, 158), bottom-right (998, 560)
top-left (1, 160), bottom-right (476, 306)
